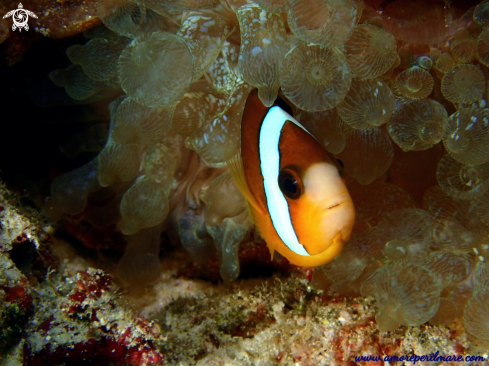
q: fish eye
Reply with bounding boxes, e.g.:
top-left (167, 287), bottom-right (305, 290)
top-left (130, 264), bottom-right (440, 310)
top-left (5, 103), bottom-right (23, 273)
top-left (278, 169), bottom-right (302, 199)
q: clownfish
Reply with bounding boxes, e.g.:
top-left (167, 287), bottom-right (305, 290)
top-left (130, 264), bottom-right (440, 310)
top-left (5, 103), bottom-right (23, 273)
top-left (228, 90), bottom-right (355, 267)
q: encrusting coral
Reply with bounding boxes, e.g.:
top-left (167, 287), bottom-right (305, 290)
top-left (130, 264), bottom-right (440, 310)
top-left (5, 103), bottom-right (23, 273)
top-left (20, 0), bottom-right (489, 351)
top-left (0, 181), bottom-right (165, 365)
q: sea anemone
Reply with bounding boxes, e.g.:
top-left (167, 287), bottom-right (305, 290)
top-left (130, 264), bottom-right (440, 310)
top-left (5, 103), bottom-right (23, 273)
top-left (474, 1), bottom-right (489, 27)
top-left (112, 97), bottom-right (173, 146)
top-left (287, 0), bottom-right (358, 48)
top-left (66, 37), bottom-right (130, 81)
top-left (119, 143), bottom-right (176, 235)
top-left (464, 261), bottom-right (489, 340)
top-left (202, 172), bottom-right (246, 227)
top-left (295, 107), bottom-right (352, 154)
top-left (435, 52), bottom-right (456, 73)
top-left (171, 80), bottom-right (224, 136)
top-left (387, 99), bottom-right (446, 151)
top-left (337, 79), bottom-right (395, 130)
top-left (97, 0), bottom-right (147, 37)
top-left (237, 5), bottom-right (289, 106)
top-left (280, 42), bottom-right (351, 111)
top-left (31, 0), bottom-right (489, 346)
top-left (362, 0), bottom-right (474, 44)
top-left (416, 55), bottom-right (433, 70)
top-left (394, 66), bottom-right (434, 100)
top-left (336, 127), bottom-right (394, 185)
top-left (49, 64), bottom-right (119, 101)
top-left (450, 28), bottom-right (477, 64)
top-left (364, 262), bottom-right (442, 332)
top-left (477, 27), bottom-right (489, 67)
top-left (344, 24), bottom-right (397, 80)
top-left (374, 209), bottom-right (434, 263)
top-left (442, 107), bottom-right (489, 166)
top-left (117, 31), bottom-right (194, 107)
top-left (437, 154), bottom-right (489, 200)
top-left (441, 64), bottom-right (485, 104)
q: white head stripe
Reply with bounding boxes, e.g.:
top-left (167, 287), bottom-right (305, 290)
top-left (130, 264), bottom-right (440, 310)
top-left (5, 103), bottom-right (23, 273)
top-left (259, 106), bottom-right (310, 257)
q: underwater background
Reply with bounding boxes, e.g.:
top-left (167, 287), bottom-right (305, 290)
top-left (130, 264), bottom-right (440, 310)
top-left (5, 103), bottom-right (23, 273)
top-left (1, 0), bottom-right (489, 364)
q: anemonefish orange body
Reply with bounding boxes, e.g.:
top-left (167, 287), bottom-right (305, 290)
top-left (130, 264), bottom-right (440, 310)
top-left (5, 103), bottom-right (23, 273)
top-left (228, 90), bottom-right (355, 267)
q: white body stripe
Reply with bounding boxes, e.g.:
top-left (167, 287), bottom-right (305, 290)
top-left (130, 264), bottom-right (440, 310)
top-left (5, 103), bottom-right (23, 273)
top-left (259, 106), bottom-right (310, 257)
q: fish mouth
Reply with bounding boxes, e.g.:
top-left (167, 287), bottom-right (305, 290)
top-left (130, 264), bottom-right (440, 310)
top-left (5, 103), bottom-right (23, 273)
top-left (327, 202), bottom-right (341, 210)
top-left (324, 192), bottom-right (353, 211)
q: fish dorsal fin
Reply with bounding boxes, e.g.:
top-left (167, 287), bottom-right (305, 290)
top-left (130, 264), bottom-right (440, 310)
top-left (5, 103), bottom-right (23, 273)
top-left (274, 107), bottom-right (318, 142)
top-left (227, 151), bottom-right (262, 213)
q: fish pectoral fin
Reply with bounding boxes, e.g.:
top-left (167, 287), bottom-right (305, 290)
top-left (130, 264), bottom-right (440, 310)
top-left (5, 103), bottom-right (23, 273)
top-left (246, 200), bottom-right (275, 260)
top-left (227, 152), bottom-right (274, 258)
top-left (226, 152), bottom-right (262, 213)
